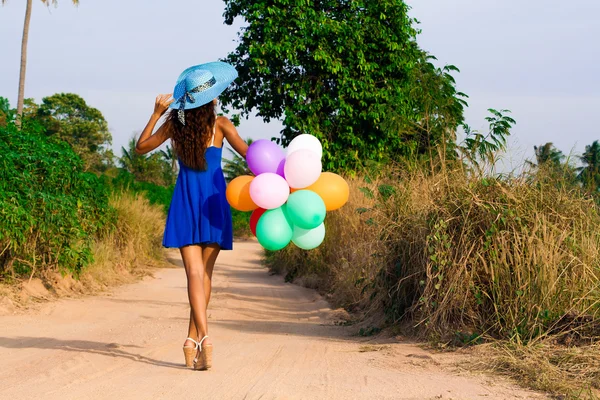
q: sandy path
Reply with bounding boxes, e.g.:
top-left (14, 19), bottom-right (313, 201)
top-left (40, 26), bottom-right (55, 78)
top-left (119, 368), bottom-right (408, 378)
top-left (0, 241), bottom-right (545, 400)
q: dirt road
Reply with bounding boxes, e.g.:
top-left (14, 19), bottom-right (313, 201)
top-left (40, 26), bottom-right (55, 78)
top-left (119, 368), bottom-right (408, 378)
top-left (0, 241), bottom-right (545, 400)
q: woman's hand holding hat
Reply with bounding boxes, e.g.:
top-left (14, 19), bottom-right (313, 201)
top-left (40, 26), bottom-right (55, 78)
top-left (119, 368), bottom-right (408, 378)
top-left (154, 93), bottom-right (174, 117)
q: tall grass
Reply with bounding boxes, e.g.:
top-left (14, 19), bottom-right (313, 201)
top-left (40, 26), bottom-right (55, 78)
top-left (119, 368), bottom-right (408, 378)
top-left (267, 164), bottom-right (600, 396)
top-left (82, 191), bottom-right (166, 288)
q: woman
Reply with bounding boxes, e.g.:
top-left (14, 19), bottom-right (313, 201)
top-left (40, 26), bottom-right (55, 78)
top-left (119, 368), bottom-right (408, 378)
top-left (135, 62), bottom-right (248, 371)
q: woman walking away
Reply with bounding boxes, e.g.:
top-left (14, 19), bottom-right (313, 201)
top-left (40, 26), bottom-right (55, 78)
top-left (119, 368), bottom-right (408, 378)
top-left (134, 62), bottom-right (248, 371)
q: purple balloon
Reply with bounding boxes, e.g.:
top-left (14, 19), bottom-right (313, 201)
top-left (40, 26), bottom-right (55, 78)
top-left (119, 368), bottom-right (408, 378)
top-left (247, 139), bottom-right (285, 176)
top-left (276, 158), bottom-right (286, 178)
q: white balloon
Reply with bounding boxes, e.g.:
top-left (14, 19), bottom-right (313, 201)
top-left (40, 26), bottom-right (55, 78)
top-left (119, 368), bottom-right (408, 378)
top-left (286, 134), bottom-right (323, 159)
top-left (292, 223), bottom-right (326, 250)
top-left (284, 149), bottom-right (322, 189)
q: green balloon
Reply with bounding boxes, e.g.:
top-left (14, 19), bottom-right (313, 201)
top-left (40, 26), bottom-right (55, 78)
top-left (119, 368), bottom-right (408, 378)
top-left (256, 205), bottom-right (293, 251)
top-left (286, 190), bottom-right (326, 230)
top-left (292, 223), bottom-right (326, 250)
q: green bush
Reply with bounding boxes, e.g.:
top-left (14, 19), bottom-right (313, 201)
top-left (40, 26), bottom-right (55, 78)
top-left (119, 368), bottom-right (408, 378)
top-left (231, 208), bottom-right (251, 238)
top-left (106, 169), bottom-right (174, 213)
top-left (0, 121), bottom-right (115, 278)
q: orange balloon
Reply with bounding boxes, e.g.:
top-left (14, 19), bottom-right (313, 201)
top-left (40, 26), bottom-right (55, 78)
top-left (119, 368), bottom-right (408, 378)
top-left (226, 175), bottom-right (258, 212)
top-left (302, 172), bottom-right (349, 211)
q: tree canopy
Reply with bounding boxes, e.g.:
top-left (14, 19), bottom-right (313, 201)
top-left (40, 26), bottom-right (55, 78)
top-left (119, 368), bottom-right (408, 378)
top-left (578, 140), bottom-right (600, 193)
top-left (530, 142), bottom-right (564, 168)
top-left (36, 93), bottom-right (112, 171)
top-left (221, 0), bottom-right (467, 171)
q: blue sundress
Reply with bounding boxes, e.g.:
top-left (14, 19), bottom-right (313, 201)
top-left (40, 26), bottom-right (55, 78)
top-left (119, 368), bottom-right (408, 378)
top-left (162, 132), bottom-right (233, 250)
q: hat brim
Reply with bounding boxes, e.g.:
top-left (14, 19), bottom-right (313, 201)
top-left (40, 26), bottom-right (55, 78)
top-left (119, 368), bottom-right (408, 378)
top-left (170, 61), bottom-right (238, 110)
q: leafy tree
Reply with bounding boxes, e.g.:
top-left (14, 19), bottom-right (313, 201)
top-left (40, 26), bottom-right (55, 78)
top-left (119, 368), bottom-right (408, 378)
top-left (1, 0), bottom-right (79, 126)
top-left (22, 98), bottom-right (39, 121)
top-left (382, 56), bottom-right (468, 166)
top-left (36, 93), bottom-right (112, 171)
top-left (221, 0), bottom-right (466, 172)
top-left (222, 137), bottom-right (253, 182)
top-left (578, 140), bottom-right (600, 193)
top-left (459, 109), bottom-right (516, 174)
top-left (0, 97), bottom-right (12, 126)
top-left (0, 97), bottom-right (39, 127)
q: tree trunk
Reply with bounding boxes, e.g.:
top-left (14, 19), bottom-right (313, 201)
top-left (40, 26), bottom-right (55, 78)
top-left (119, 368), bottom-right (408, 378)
top-left (16, 0), bottom-right (33, 127)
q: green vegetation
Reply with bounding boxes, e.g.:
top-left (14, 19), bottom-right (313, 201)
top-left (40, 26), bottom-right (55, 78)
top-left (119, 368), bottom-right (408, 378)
top-left (0, 89), bottom-right (253, 284)
top-left (107, 170), bottom-right (174, 214)
top-left (578, 140), bottom-right (600, 194)
top-left (0, 95), bottom-right (174, 282)
top-left (119, 137), bottom-right (177, 187)
top-left (0, 120), bottom-right (115, 279)
top-left (222, 137), bottom-right (253, 182)
top-left (35, 93), bottom-right (113, 171)
top-left (231, 208), bottom-right (252, 238)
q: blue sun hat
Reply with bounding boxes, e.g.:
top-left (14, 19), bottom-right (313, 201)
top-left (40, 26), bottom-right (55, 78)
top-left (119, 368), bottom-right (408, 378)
top-left (170, 61), bottom-right (238, 125)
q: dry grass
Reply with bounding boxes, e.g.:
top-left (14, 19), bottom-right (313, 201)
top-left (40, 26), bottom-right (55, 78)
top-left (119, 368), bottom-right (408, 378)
top-left (80, 191), bottom-right (167, 289)
top-left (473, 341), bottom-right (600, 399)
top-left (266, 164), bottom-right (600, 396)
top-left (358, 344), bottom-right (391, 353)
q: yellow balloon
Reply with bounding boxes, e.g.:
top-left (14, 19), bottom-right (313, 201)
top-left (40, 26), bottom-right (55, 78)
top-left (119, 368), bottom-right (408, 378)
top-left (301, 172), bottom-right (349, 211)
top-left (226, 175), bottom-right (258, 212)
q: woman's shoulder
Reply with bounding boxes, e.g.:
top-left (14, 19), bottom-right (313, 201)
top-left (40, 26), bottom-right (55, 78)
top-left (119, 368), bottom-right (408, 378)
top-left (216, 115), bottom-right (233, 127)
top-left (216, 116), bottom-right (235, 133)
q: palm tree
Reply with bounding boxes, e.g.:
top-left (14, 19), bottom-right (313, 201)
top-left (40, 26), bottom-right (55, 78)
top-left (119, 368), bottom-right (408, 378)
top-left (120, 137), bottom-right (177, 186)
top-left (160, 145), bottom-right (178, 173)
top-left (528, 142), bottom-right (564, 168)
top-left (222, 138), bottom-right (253, 182)
top-left (578, 140), bottom-right (600, 192)
top-left (120, 138), bottom-right (149, 178)
top-left (1, 0), bottom-right (79, 126)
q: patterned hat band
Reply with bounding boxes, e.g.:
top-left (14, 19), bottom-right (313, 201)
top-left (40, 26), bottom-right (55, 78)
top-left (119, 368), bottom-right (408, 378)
top-left (176, 76), bottom-right (217, 125)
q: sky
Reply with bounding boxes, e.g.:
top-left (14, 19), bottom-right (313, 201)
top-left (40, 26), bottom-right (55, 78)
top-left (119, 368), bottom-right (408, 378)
top-left (1, 0), bottom-right (599, 168)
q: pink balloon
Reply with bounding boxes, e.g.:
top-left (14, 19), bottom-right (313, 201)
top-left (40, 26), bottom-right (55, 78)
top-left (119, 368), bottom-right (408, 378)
top-left (249, 173), bottom-right (290, 210)
top-left (284, 150), bottom-right (322, 189)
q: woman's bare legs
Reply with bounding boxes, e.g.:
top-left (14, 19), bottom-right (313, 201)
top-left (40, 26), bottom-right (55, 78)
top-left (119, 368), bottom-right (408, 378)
top-left (184, 244), bottom-right (221, 347)
top-left (180, 245), bottom-right (212, 349)
top-left (202, 244), bottom-right (221, 305)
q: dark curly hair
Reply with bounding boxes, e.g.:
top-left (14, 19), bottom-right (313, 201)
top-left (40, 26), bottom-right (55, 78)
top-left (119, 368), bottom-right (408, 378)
top-left (165, 101), bottom-right (216, 170)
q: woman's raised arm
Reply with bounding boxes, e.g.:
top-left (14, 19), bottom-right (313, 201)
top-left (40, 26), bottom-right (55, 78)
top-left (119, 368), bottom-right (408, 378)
top-left (219, 116), bottom-right (248, 158)
top-left (135, 94), bottom-right (174, 155)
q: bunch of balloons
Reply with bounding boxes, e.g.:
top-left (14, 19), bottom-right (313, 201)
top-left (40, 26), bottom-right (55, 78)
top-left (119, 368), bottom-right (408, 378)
top-left (226, 134), bottom-right (349, 251)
